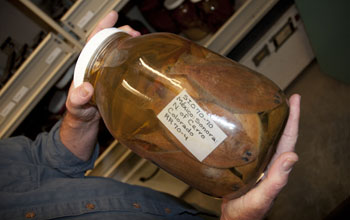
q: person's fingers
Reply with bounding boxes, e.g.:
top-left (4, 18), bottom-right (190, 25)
top-left (221, 152), bottom-right (298, 220)
top-left (88, 11), bottom-right (119, 41)
top-left (119, 25), bottom-right (141, 37)
top-left (279, 94), bottom-right (300, 150)
top-left (269, 94), bottom-right (300, 166)
top-left (222, 152), bottom-right (298, 220)
top-left (221, 94), bottom-right (300, 220)
top-left (257, 152), bottom-right (298, 202)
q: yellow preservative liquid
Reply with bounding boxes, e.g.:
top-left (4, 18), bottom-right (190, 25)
top-left (74, 28), bottom-right (288, 199)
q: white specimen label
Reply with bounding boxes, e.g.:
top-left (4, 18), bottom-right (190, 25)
top-left (1, 101), bottom-right (16, 118)
top-left (157, 90), bottom-right (227, 161)
top-left (45, 47), bottom-right (62, 65)
top-left (13, 86), bottom-right (29, 103)
top-left (77, 11), bottom-right (94, 28)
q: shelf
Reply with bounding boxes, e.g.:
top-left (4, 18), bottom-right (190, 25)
top-left (111, 153), bottom-right (148, 182)
top-left (126, 159), bottom-right (189, 198)
top-left (120, 0), bottom-right (278, 56)
top-left (0, 32), bottom-right (76, 138)
top-left (60, 0), bottom-right (129, 42)
top-left (86, 141), bottom-right (189, 198)
top-left (125, 160), bottom-right (190, 198)
top-left (19, 0), bottom-right (83, 50)
top-left (86, 140), bottom-right (133, 177)
top-left (201, 0), bottom-right (279, 55)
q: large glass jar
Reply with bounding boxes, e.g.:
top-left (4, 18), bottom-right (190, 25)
top-left (74, 28), bottom-right (289, 199)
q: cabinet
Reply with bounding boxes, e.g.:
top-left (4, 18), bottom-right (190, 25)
top-left (230, 1), bottom-right (314, 89)
top-left (0, 33), bottom-right (75, 137)
top-left (1, 0), bottom-right (285, 197)
top-left (61, 0), bottom-right (129, 42)
top-left (0, 0), bottom-right (129, 138)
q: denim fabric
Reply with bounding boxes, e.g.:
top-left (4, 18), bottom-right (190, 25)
top-left (0, 121), bottom-right (203, 220)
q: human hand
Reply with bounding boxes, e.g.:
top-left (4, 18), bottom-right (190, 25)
top-left (67, 11), bottom-right (141, 123)
top-left (220, 94), bottom-right (301, 220)
top-left (60, 11), bottom-right (141, 161)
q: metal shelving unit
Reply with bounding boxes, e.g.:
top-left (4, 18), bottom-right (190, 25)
top-left (0, 33), bottom-right (76, 138)
top-left (61, 0), bottom-right (129, 42)
top-left (85, 140), bottom-right (132, 177)
top-left (0, 0), bottom-right (128, 138)
top-left (19, 0), bottom-right (83, 50)
top-left (86, 141), bottom-right (190, 198)
top-left (202, 0), bottom-right (279, 55)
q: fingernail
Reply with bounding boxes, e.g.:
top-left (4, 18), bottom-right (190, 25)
top-left (132, 30), bottom-right (141, 37)
top-left (282, 159), bottom-right (297, 173)
top-left (79, 86), bottom-right (89, 97)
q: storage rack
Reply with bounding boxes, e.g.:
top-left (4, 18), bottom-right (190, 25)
top-left (1, 0), bottom-right (279, 197)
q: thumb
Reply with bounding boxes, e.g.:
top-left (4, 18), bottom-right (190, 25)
top-left (66, 82), bottom-right (99, 121)
top-left (67, 82), bottom-right (94, 109)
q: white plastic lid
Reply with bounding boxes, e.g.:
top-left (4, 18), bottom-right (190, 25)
top-left (164, 0), bottom-right (185, 10)
top-left (73, 28), bottom-right (126, 88)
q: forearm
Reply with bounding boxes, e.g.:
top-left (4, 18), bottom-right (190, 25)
top-left (59, 112), bottom-right (100, 161)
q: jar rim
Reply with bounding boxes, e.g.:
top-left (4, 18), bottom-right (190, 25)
top-left (164, 0), bottom-right (186, 10)
top-left (73, 28), bottom-right (126, 88)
